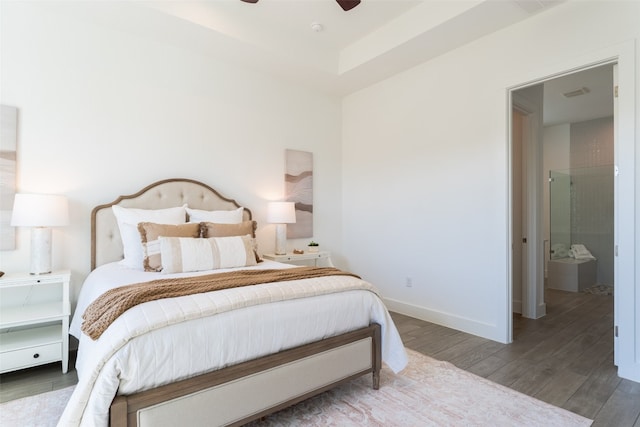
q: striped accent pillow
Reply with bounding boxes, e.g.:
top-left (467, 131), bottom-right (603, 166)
top-left (159, 235), bottom-right (257, 274)
top-left (202, 220), bottom-right (260, 262)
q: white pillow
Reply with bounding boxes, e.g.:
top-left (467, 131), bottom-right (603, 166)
top-left (112, 204), bottom-right (187, 269)
top-left (186, 206), bottom-right (243, 224)
top-left (159, 235), bottom-right (257, 274)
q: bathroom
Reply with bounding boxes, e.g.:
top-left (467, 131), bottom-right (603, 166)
top-left (543, 65), bottom-right (614, 294)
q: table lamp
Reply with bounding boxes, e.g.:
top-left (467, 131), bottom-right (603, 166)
top-left (267, 202), bottom-right (296, 255)
top-left (11, 193), bottom-right (69, 275)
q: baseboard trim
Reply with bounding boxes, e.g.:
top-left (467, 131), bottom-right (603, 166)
top-left (537, 302), bottom-right (547, 318)
top-left (384, 298), bottom-right (505, 343)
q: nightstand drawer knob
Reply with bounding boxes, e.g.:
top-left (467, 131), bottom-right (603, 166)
top-left (33, 353), bottom-right (40, 359)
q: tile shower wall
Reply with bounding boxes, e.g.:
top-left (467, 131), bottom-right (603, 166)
top-left (570, 117), bottom-right (614, 286)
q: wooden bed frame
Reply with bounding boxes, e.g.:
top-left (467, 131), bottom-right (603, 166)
top-left (89, 178), bottom-right (382, 427)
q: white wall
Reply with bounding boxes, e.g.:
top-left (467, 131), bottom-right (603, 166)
top-left (0, 2), bottom-right (343, 306)
top-left (342, 0), bottom-right (640, 355)
top-left (543, 125), bottom-right (571, 182)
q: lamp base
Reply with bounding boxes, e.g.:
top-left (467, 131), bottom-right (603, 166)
top-left (275, 224), bottom-right (287, 255)
top-left (30, 227), bottom-right (52, 275)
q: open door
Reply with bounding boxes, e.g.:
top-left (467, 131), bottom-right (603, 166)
top-left (511, 89), bottom-right (545, 320)
top-left (612, 63), bottom-right (619, 367)
top-left (511, 107), bottom-right (525, 315)
top-left (612, 48), bottom-right (640, 381)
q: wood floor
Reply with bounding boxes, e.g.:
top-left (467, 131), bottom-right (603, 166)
top-left (0, 350), bottom-right (78, 404)
top-left (1, 288), bottom-right (638, 426)
top-left (392, 288), bottom-right (640, 427)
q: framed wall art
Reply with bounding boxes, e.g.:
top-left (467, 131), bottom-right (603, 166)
top-left (285, 149), bottom-right (313, 238)
top-left (0, 105), bottom-right (18, 250)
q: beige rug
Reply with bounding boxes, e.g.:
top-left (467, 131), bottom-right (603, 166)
top-left (1, 350), bottom-right (591, 427)
top-left (0, 385), bottom-right (74, 427)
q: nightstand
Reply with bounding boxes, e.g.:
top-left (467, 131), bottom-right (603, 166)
top-left (262, 251), bottom-right (333, 267)
top-left (0, 270), bottom-right (70, 374)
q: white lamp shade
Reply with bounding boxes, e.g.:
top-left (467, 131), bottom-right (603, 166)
top-left (267, 202), bottom-right (296, 224)
top-left (11, 193), bottom-right (69, 227)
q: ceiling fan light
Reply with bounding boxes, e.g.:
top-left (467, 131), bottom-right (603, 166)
top-left (240, 0), bottom-right (259, 3)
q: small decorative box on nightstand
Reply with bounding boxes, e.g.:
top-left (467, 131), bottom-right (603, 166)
top-left (262, 251), bottom-right (333, 267)
top-left (0, 270), bottom-right (70, 374)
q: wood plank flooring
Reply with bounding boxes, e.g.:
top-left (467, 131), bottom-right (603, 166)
top-left (0, 351), bottom-right (78, 404)
top-left (392, 288), bottom-right (640, 426)
top-left (1, 288), bottom-right (638, 426)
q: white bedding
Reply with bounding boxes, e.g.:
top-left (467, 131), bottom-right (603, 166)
top-left (61, 261), bottom-right (407, 427)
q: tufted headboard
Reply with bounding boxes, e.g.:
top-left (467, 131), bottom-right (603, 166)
top-left (91, 178), bottom-right (252, 270)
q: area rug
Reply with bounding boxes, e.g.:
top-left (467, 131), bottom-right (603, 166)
top-left (0, 385), bottom-right (74, 427)
top-left (0, 350), bottom-right (591, 427)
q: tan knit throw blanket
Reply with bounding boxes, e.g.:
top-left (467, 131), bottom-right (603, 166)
top-left (81, 267), bottom-right (360, 340)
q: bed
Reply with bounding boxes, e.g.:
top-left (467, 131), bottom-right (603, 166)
top-left (59, 178), bottom-right (407, 427)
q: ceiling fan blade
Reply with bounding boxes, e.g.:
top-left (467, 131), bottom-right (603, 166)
top-left (336, 0), bottom-right (361, 11)
top-left (240, 0), bottom-right (360, 11)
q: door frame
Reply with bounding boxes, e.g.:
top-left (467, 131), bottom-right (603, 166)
top-left (506, 40), bottom-right (637, 381)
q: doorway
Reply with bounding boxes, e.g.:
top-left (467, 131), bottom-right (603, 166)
top-left (511, 63), bottom-right (615, 329)
top-left (507, 41), bottom-right (638, 382)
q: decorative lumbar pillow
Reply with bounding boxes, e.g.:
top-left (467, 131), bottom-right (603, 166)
top-left (202, 220), bottom-right (260, 262)
top-left (138, 222), bottom-right (201, 272)
top-left (201, 220), bottom-right (257, 238)
top-left (112, 205), bottom-right (187, 269)
top-left (159, 235), bottom-right (258, 274)
top-left (186, 206), bottom-right (244, 224)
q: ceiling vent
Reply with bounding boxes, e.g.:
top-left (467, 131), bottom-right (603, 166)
top-left (563, 87), bottom-right (590, 98)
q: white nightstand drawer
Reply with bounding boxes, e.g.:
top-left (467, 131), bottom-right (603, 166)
top-left (0, 342), bottom-right (62, 373)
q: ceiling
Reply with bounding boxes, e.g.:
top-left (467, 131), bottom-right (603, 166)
top-left (54, 0), bottom-right (565, 95)
top-left (46, 0), bottom-right (609, 123)
top-left (543, 64), bottom-right (614, 126)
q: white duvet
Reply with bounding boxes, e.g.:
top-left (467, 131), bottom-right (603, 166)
top-left (60, 261), bottom-right (407, 427)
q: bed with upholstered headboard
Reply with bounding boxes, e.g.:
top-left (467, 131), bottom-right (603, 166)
top-left (91, 178), bottom-right (253, 270)
top-left (60, 178), bottom-right (406, 427)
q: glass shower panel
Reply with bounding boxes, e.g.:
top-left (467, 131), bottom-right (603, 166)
top-left (549, 169), bottom-right (571, 259)
top-left (548, 166), bottom-right (614, 286)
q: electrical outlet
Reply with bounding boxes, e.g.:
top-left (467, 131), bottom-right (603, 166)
top-left (405, 277), bottom-right (413, 287)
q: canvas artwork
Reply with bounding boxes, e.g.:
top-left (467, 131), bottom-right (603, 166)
top-left (285, 149), bottom-right (313, 238)
top-left (0, 105), bottom-right (17, 250)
